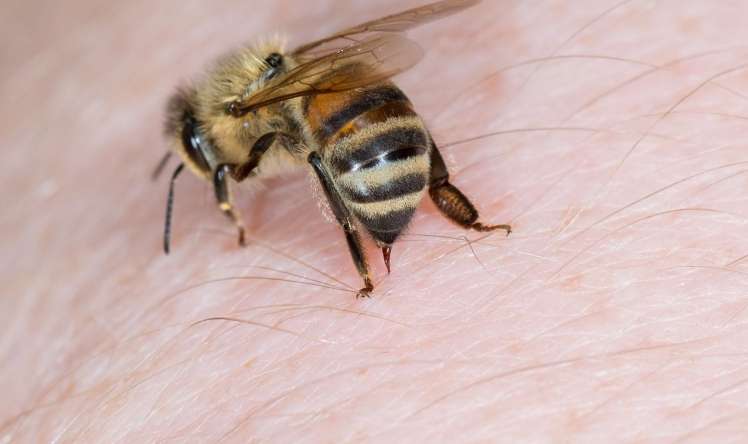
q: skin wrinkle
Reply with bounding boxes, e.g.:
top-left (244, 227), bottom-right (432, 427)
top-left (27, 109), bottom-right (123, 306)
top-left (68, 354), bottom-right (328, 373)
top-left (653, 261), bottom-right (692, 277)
top-left (5, 0), bottom-right (748, 442)
top-left (576, 360), bottom-right (678, 421)
top-left (487, 0), bottom-right (641, 130)
top-left (406, 337), bottom-right (723, 419)
top-left (524, 0), bottom-right (641, 84)
top-left (547, 62), bottom-right (748, 241)
top-left (555, 160), bottom-right (748, 251)
top-left (213, 303), bottom-right (412, 328)
top-left (556, 61), bottom-right (748, 242)
top-left (612, 61), bottom-right (748, 176)
top-left (143, 326), bottom-right (311, 431)
top-left (717, 82), bottom-right (748, 103)
top-left (0, 319), bottom-right (198, 435)
top-left (207, 232), bottom-right (357, 289)
top-left (561, 47), bottom-right (748, 124)
top-left (673, 410), bottom-right (748, 444)
top-left (72, 298), bottom-right (300, 440)
top-left (214, 359), bottom-right (453, 442)
top-left (441, 126), bottom-right (624, 242)
top-left (134, 250), bottom-right (364, 329)
top-left (7, 325), bottom-right (192, 440)
top-left (72, 323), bottom-right (262, 442)
top-left (438, 52), bottom-right (658, 135)
top-left (548, 207), bottom-right (741, 282)
top-left (236, 265), bottom-right (351, 290)
top-left (190, 317), bottom-right (330, 344)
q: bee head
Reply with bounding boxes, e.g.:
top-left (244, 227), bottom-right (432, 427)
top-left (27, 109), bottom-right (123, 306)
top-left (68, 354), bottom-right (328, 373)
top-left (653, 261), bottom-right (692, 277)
top-left (165, 40), bottom-right (289, 177)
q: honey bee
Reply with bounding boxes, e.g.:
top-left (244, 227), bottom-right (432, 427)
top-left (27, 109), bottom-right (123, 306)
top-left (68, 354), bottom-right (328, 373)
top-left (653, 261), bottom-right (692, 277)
top-left (157, 0), bottom-right (511, 297)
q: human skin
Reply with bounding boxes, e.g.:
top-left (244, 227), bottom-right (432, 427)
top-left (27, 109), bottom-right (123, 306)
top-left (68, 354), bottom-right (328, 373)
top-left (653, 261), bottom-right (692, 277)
top-left (3, 0), bottom-right (748, 442)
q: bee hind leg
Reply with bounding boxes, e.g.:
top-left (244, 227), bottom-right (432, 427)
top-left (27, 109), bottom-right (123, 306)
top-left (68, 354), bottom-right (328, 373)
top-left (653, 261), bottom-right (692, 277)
top-left (214, 164), bottom-right (247, 247)
top-left (308, 151), bottom-right (373, 298)
top-left (428, 142), bottom-right (511, 235)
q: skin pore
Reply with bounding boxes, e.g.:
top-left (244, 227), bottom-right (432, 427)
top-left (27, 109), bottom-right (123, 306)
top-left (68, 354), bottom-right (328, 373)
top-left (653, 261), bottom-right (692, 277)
top-left (3, 0), bottom-right (748, 441)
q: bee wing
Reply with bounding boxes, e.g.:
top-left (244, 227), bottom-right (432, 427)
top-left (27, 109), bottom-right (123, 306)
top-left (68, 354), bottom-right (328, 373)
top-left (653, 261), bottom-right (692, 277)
top-left (292, 0), bottom-right (481, 56)
top-left (228, 34), bottom-right (423, 116)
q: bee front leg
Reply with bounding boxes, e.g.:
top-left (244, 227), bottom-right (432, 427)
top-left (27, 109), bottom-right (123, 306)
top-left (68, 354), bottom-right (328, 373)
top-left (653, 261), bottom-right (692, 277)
top-left (232, 132), bottom-right (293, 181)
top-left (429, 142), bottom-right (512, 235)
top-left (214, 164), bottom-right (247, 247)
top-left (308, 151), bottom-right (373, 298)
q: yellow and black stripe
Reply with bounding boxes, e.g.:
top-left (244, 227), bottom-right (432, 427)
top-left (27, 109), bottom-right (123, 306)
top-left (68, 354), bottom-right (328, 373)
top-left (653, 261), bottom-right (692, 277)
top-left (303, 82), bottom-right (431, 245)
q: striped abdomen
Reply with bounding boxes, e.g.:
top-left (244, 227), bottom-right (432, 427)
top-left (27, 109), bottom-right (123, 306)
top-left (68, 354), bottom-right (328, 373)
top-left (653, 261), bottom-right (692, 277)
top-left (304, 83), bottom-right (431, 245)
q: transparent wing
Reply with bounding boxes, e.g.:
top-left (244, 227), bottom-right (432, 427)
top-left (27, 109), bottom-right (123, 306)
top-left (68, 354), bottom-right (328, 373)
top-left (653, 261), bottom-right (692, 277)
top-left (292, 0), bottom-right (481, 56)
top-left (227, 34), bottom-right (423, 116)
top-left (227, 0), bottom-right (480, 116)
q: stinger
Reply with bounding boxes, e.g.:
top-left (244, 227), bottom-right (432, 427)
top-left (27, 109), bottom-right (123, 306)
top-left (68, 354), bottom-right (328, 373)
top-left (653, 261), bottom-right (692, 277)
top-left (382, 245), bottom-right (392, 274)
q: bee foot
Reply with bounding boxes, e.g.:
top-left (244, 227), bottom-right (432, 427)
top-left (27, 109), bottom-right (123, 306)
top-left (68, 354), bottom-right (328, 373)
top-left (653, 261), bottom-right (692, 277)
top-left (356, 280), bottom-right (374, 299)
top-left (472, 223), bottom-right (512, 236)
top-left (356, 289), bottom-right (373, 299)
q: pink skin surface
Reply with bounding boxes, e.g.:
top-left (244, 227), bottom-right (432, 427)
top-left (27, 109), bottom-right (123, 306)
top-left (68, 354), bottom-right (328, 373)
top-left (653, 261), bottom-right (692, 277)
top-left (3, 0), bottom-right (748, 442)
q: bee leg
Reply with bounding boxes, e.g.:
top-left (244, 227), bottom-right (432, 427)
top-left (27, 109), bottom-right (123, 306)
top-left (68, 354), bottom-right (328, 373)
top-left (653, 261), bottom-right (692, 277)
top-left (232, 132), bottom-right (292, 181)
top-left (308, 151), bottom-right (374, 298)
top-left (214, 164), bottom-right (247, 247)
top-left (429, 142), bottom-right (512, 235)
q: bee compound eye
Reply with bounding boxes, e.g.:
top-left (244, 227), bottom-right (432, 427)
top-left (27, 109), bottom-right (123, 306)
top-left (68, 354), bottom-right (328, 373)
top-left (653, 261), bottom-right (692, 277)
top-left (181, 117), bottom-right (211, 173)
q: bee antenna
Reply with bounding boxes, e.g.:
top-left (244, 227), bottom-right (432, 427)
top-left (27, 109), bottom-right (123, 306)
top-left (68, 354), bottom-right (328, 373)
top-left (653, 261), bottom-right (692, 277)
top-left (163, 163), bottom-right (185, 254)
top-left (151, 152), bottom-right (173, 181)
